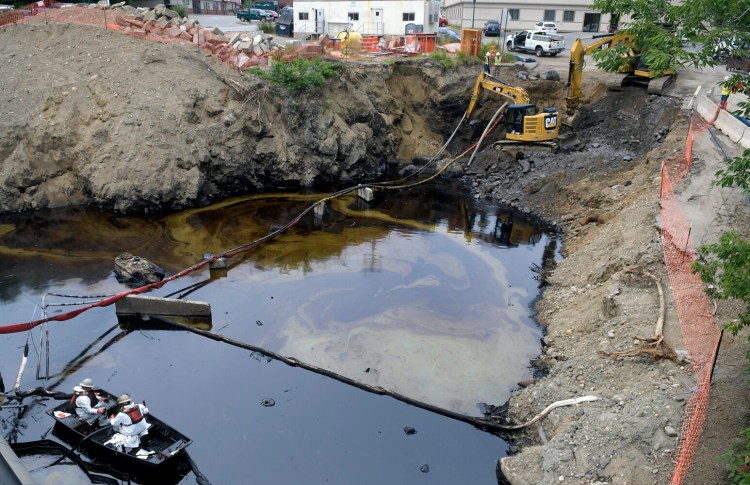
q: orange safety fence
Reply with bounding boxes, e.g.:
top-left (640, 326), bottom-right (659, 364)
top-left (663, 109), bottom-right (723, 485)
top-left (0, 3), bottom-right (277, 70)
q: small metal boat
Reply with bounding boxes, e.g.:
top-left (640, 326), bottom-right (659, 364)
top-left (46, 390), bottom-right (192, 482)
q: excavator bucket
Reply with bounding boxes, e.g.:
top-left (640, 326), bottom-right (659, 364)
top-left (557, 132), bottom-right (580, 151)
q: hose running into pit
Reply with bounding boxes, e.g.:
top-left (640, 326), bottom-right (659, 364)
top-left (0, 110), bottom-right (502, 335)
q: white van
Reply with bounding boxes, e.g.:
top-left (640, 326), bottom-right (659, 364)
top-left (533, 22), bottom-right (557, 34)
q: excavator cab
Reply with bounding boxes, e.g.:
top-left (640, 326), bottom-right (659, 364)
top-left (504, 104), bottom-right (558, 142)
top-left (466, 72), bottom-right (560, 149)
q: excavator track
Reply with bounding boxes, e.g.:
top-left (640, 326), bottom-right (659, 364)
top-left (493, 140), bottom-right (559, 152)
top-left (647, 73), bottom-right (677, 95)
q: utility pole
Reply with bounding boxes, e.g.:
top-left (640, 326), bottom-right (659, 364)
top-left (471, 0), bottom-right (475, 28)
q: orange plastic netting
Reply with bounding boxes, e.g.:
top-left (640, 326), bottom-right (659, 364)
top-left (663, 110), bottom-right (723, 485)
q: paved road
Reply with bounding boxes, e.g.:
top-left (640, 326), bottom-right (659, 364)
top-left (192, 13), bottom-right (262, 33)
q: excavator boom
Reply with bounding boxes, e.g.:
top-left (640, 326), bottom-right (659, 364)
top-left (566, 32), bottom-right (674, 114)
top-left (465, 71), bottom-right (559, 148)
top-left (466, 72), bottom-right (531, 119)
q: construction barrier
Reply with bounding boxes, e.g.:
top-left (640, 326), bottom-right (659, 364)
top-left (665, 110), bottom-right (723, 485)
top-left (0, 0), bottom-right (53, 27)
top-left (361, 35), bottom-right (380, 53)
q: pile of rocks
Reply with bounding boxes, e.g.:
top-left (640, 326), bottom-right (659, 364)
top-left (227, 32), bottom-right (280, 68)
top-left (102, 2), bottom-right (280, 69)
top-left (109, 3), bottom-right (188, 25)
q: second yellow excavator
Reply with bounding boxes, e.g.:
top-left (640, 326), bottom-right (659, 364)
top-left (466, 71), bottom-right (560, 149)
top-left (566, 33), bottom-right (676, 114)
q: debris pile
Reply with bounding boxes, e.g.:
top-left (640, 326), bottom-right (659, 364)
top-left (226, 32), bottom-right (281, 68)
top-left (105, 3), bottom-right (281, 68)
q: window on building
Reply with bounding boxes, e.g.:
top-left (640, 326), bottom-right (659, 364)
top-left (403, 12), bottom-right (415, 21)
top-left (299, 12), bottom-right (309, 20)
top-left (563, 10), bottom-right (574, 22)
top-left (348, 12), bottom-right (359, 21)
top-left (508, 9), bottom-right (519, 21)
top-left (544, 10), bottom-right (555, 21)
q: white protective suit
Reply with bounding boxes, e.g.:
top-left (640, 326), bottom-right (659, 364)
top-left (74, 387), bottom-right (106, 425)
top-left (107, 403), bottom-right (150, 451)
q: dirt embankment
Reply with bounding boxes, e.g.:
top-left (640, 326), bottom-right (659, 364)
top-left (2, 19), bottom-right (748, 485)
top-left (0, 22), bottom-right (474, 214)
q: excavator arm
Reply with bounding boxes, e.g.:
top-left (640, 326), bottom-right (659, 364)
top-left (466, 72), bottom-right (531, 119)
top-left (464, 71), bottom-right (559, 149)
top-left (566, 33), bottom-right (636, 114)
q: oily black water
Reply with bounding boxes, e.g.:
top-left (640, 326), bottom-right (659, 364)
top-left (0, 182), bottom-right (558, 484)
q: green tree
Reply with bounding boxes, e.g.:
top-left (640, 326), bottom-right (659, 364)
top-left (591, 2), bottom-right (750, 319)
top-left (693, 233), bottom-right (750, 334)
top-left (588, 1), bottom-right (750, 184)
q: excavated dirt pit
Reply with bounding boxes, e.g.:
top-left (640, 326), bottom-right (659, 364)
top-left (1, 13), bottom-right (749, 485)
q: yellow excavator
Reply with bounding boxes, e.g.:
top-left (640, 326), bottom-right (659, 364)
top-left (466, 71), bottom-right (559, 149)
top-left (566, 33), bottom-right (675, 114)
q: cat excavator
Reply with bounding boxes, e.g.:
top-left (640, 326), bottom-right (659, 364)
top-left (466, 71), bottom-right (560, 150)
top-left (566, 33), bottom-right (675, 115)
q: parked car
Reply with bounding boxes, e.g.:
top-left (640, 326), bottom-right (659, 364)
top-left (484, 20), bottom-right (501, 37)
top-left (532, 21), bottom-right (557, 34)
top-left (261, 9), bottom-right (279, 19)
top-left (437, 27), bottom-right (461, 44)
top-left (237, 8), bottom-right (273, 21)
top-left (439, 15), bottom-right (448, 27)
top-left (506, 30), bottom-right (565, 56)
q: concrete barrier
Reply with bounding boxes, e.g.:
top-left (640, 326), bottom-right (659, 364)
top-left (695, 92), bottom-right (750, 149)
top-left (695, 94), bottom-right (719, 123)
top-left (740, 129), bottom-right (750, 149)
top-left (716, 109), bottom-right (748, 143)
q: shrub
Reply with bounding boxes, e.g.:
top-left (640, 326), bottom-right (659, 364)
top-left (693, 232), bottom-right (750, 333)
top-left (719, 427), bottom-right (750, 484)
top-left (248, 57), bottom-right (340, 91)
top-left (429, 49), bottom-right (455, 69)
top-left (260, 21), bottom-right (275, 34)
top-left (171, 4), bottom-right (186, 18)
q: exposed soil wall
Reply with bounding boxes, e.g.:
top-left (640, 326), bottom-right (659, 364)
top-left (0, 22), bottom-right (475, 214)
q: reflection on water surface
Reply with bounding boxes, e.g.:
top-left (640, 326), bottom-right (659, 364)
top-left (0, 183), bottom-right (557, 483)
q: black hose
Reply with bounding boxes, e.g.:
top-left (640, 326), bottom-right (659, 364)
top-left (157, 319), bottom-right (518, 434)
top-left (184, 450), bottom-right (213, 485)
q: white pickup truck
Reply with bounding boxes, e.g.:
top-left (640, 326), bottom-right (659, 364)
top-left (506, 30), bottom-right (565, 57)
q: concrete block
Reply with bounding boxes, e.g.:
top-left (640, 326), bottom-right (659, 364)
top-left (740, 129), bottom-right (750, 149)
top-left (695, 95), bottom-right (718, 123)
top-left (716, 109), bottom-right (747, 143)
top-left (116, 295), bottom-right (211, 318)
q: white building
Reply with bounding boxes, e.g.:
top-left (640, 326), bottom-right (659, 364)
top-left (292, 0), bottom-right (442, 38)
top-left (443, 1), bottom-right (616, 33)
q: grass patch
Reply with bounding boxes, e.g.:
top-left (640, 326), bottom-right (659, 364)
top-left (248, 57), bottom-right (340, 91)
top-left (429, 49), bottom-right (455, 69)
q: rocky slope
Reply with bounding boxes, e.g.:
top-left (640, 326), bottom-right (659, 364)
top-left (0, 22), bottom-right (474, 214)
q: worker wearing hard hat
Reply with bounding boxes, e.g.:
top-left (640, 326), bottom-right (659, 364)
top-left (106, 394), bottom-right (151, 453)
top-left (720, 75), bottom-right (745, 110)
top-left (721, 76), bottom-right (732, 110)
top-left (73, 378), bottom-right (107, 425)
